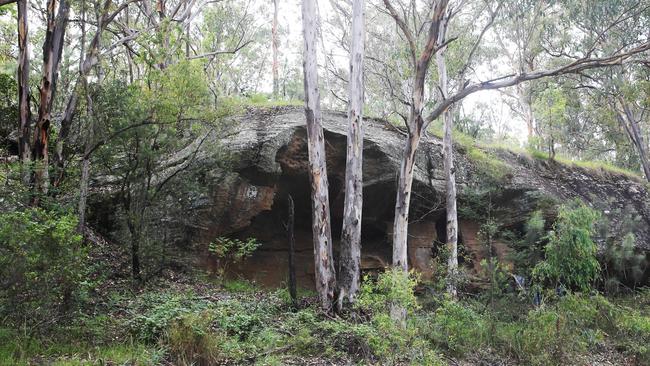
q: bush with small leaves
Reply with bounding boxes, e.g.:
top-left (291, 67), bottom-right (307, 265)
top-left (0, 208), bottom-right (88, 326)
top-left (533, 201), bottom-right (601, 291)
top-left (208, 236), bottom-right (261, 276)
top-left (355, 268), bottom-right (420, 316)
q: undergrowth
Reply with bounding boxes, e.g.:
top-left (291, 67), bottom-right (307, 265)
top-left (2, 271), bottom-right (649, 365)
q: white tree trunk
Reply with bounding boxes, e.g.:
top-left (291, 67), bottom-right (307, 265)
top-left (272, 0), bottom-right (279, 97)
top-left (301, 0), bottom-right (336, 311)
top-left (617, 100), bottom-right (650, 182)
top-left (390, 123), bottom-right (420, 323)
top-left (435, 22), bottom-right (458, 298)
top-left (337, 0), bottom-right (365, 310)
top-left (517, 85), bottom-right (537, 142)
top-left (442, 107), bottom-right (458, 297)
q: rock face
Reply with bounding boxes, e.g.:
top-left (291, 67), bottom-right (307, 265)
top-left (94, 106), bottom-right (650, 287)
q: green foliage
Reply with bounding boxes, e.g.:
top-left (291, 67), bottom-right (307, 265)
top-left (525, 146), bottom-right (643, 181)
top-left (556, 156), bottom-right (643, 181)
top-left (222, 278), bottom-right (259, 293)
top-left (165, 311), bottom-right (224, 365)
top-left (0, 326), bottom-right (162, 365)
top-left (533, 84), bottom-right (567, 156)
top-left (428, 245), bottom-right (470, 294)
top-left (435, 128), bottom-right (511, 182)
top-left (533, 201), bottom-right (601, 291)
top-left (0, 208), bottom-right (88, 326)
top-left (507, 210), bottom-right (547, 277)
top-left (356, 268), bottom-right (420, 316)
top-left (127, 292), bottom-right (215, 343)
top-left (4, 276), bottom-right (650, 365)
top-left (0, 73), bottom-right (17, 152)
top-left (615, 308), bottom-right (650, 362)
top-left (423, 299), bottom-right (488, 356)
top-left (604, 233), bottom-right (647, 293)
top-left (208, 236), bottom-right (261, 276)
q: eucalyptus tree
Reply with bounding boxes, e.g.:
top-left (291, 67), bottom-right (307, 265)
top-left (558, 0), bottom-right (650, 180)
top-left (197, 0), bottom-right (265, 103)
top-left (488, 0), bottom-right (555, 142)
top-left (612, 71), bottom-right (650, 181)
top-left (379, 0), bottom-right (649, 320)
top-left (16, 0), bottom-right (29, 183)
top-left (338, 0), bottom-right (365, 309)
top-left (434, 4), bottom-right (456, 297)
top-left (54, 0), bottom-right (135, 189)
top-left (302, 0), bottom-right (336, 311)
top-left (272, 0), bottom-right (279, 97)
top-left (31, 0), bottom-right (70, 199)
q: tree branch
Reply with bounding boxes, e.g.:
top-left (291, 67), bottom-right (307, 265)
top-left (424, 41), bottom-right (650, 124)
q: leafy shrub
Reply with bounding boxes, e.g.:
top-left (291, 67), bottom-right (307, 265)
top-left (355, 268), bottom-right (420, 316)
top-left (423, 300), bottom-right (488, 356)
top-left (533, 201), bottom-right (601, 291)
top-left (428, 244), bottom-right (470, 294)
top-left (614, 307), bottom-right (650, 362)
top-left (0, 73), bottom-right (17, 153)
top-left (165, 311), bottom-right (224, 366)
top-left (128, 292), bottom-right (214, 342)
top-left (603, 233), bottom-right (647, 293)
top-left (0, 208), bottom-right (88, 325)
top-left (208, 236), bottom-right (261, 276)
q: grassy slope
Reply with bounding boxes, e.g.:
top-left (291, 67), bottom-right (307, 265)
top-left (1, 268), bottom-right (649, 366)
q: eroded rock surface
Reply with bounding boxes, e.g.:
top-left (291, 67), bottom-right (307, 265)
top-left (92, 106), bottom-right (650, 287)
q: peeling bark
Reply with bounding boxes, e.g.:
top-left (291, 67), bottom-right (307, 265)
top-left (435, 10), bottom-right (457, 298)
top-left (337, 0), bottom-right (365, 310)
top-left (17, 0), bottom-right (31, 185)
top-left (301, 0), bottom-right (336, 311)
top-left (384, 0), bottom-right (449, 323)
top-left (32, 0), bottom-right (70, 198)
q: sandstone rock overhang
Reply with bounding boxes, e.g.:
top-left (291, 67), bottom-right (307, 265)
top-left (177, 106), bottom-right (648, 286)
top-left (89, 106), bottom-right (650, 287)
top-left (218, 106), bottom-right (650, 244)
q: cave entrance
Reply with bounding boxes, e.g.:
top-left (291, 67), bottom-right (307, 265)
top-left (224, 129), bottom-right (448, 288)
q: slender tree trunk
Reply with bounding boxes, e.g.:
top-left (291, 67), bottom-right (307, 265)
top-left (629, 120), bottom-right (650, 181)
top-left (516, 85), bottom-right (536, 143)
top-left (392, 124), bottom-right (420, 270)
top-left (387, 0), bottom-right (449, 322)
top-left (17, 0), bottom-right (31, 186)
top-left (33, 0), bottom-right (70, 198)
top-left (78, 66), bottom-right (95, 233)
top-left (337, 0), bottom-right (365, 310)
top-left (126, 213), bottom-right (142, 282)
top-left (131, 231), bottom-right (142, 281)
top-left (287, 195), bottom-right (297, 308)
top-left (442, 107), bottom-right (458, 297)
top-left (435, 16), bottom-right (458, 298)
top-left (78, 157), bottom-right (91, 230)
top-left (54, 0), bottom-right (112, 187)
top-left (157, 0), bottom-right (170, 69)
top-left (301, 0), bottom-right (336, 311)
top-left (390, 123), bottom-right (420, 322)
top-left (617, 100), bottom-right (650, 181)
top-left (272, 0), bottom-right (279, 98)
